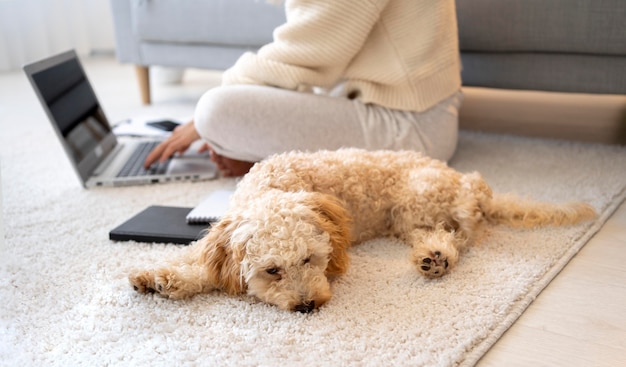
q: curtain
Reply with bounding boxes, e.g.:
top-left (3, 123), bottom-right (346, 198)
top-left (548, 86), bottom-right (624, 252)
top-left (0, 0), bottom-right (115, 71)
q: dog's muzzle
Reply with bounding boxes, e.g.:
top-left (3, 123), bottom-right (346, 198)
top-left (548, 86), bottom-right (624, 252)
top-left (294, 301), bottom-right (315, 313)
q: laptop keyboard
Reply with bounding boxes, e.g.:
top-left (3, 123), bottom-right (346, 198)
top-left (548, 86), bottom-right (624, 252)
top-left (116, 141), bottom-right (169, 177)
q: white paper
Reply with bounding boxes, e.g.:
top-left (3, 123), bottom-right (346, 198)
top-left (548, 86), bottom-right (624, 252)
top-left (112, 117), bottom-right (182, 138)
top-left (186, 190), bottom-right (234, 224)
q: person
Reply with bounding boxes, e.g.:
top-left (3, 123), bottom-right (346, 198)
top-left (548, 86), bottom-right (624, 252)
top-left (144, 0), bottom-right (463, 177)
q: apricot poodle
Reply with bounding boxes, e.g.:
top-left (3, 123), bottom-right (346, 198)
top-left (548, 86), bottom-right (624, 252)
top-left (129, 149), bottom-right (596, 312)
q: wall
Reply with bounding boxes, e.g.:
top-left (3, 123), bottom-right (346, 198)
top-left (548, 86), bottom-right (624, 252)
top-left (0, 0), bottom-right (116, 71)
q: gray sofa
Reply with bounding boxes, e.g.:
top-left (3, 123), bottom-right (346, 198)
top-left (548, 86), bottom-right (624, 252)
top-left (110, 0), bottom-right (285, 104)
top-left (110, 0), bottom-right (626, 144)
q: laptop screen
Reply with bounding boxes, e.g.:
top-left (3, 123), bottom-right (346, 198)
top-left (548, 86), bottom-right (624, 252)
top-left (30, 56), bottom-right (110, 162)
top-left (24, 50), bottom-right (118, 186)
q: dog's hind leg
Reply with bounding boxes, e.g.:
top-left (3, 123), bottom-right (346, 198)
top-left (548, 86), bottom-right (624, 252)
top-left (406, 225), bottom-right (468, 278)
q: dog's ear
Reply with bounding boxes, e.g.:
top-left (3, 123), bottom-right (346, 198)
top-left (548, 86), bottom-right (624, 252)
top-left (305, 193), bottom-right (352, 276)
top-left (197, 217), bottom-right (246, 295)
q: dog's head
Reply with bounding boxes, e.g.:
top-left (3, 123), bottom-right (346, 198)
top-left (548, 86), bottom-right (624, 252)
top-left (202, 190), bottom-right (352, 313)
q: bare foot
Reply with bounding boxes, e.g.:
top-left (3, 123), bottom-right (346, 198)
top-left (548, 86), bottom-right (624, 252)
top-left (209, 150), bottom-right (255, 177)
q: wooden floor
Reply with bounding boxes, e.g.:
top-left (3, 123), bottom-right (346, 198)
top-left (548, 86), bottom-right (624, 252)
top-left (477, 201), bottom-right (626, 366)
top-left (2, 56), bottom-right (625, 366)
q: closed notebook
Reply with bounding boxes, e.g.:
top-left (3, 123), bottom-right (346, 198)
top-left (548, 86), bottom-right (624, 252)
top-left (186, 190), bottom-right (233, 224)
top-left (110, 206), bottom-right (209, 245)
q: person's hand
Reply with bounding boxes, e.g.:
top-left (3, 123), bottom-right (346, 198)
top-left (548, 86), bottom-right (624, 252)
top-left (143, 120), bottom-right (202, 168)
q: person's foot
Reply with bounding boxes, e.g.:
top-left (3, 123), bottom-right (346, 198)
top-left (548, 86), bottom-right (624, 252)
top-left (209, 150), bottom-right (255, 177)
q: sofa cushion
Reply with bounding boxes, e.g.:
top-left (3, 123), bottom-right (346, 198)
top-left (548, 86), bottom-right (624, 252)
top-left (133, 0), bottom-right (285, 47)
top-left (456, 0), bottom-right (626, 55)
top-left (456, 0), bottom-right (626, 94)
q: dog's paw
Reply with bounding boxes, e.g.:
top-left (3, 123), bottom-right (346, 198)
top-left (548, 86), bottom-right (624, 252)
top-left (409, 228), bottom-right (461, 279)
top-left (130, 267), bottom-right (209, 300)
top-left (129, 270), bottom-right (180, 298)
top-left (152, 273), bottom-right (187, 299)
top-left (410, 241), bottom-right (459, 279)
top-left (415, 250), bottom-right (450, 278)
top-left (129, 270), bottom-right (158, 294)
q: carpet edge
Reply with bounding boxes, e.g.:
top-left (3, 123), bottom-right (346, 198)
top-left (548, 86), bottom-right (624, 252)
top-left (458, 186), bottom-right (626, 367)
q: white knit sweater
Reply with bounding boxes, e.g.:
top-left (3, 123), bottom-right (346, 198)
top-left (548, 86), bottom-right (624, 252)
top-left (222, 0), bottom-right (461, 112)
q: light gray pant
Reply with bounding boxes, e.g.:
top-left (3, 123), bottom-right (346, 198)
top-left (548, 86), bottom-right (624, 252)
top-left (194, 85), bottom-right (462, 163)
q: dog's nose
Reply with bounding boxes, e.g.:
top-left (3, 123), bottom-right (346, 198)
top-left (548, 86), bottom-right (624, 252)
top-left (294, 301), bottom-right (315, 313)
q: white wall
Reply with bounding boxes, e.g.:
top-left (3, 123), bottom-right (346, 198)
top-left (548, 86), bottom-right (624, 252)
top-left (0, 0), bottom-right (116, 71)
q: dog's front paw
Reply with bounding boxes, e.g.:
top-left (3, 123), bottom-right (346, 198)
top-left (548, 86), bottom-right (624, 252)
top-left (129, 269), bottom-right (191, 299)
top-left (129, 270), bottom-right (158, 294)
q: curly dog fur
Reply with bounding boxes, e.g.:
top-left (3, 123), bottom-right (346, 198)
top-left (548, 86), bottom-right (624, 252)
top-left (130, 149), bottom-right (596, 312)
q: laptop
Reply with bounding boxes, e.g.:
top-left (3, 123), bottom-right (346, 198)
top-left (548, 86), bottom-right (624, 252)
top-left (23, 50), bottom-right (218, 188)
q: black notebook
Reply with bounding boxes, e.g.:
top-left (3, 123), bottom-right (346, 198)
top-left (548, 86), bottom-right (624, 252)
top-left (109, 206), bottom-right (211, 244)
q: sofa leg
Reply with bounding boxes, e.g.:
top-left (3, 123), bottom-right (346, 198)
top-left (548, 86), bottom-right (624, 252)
top-left (135, 65), bottom-right (151, 104)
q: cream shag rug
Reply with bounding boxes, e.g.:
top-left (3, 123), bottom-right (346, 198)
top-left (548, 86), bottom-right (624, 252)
top-left (1, 131), bottom-right (625, 366)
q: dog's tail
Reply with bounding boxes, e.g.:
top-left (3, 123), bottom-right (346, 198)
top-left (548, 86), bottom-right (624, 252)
top-left (483, 193), bottom-right (597, 228)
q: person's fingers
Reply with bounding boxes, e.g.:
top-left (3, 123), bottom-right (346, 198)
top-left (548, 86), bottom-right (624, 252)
top-left (143, 121), bottom-right (200, 168)
top-left (159, 138), bottom-right (191, 163)
top-left (144, 140), bottom-right (169, 168)
top-left (144, 137), bottom-right (188, 167)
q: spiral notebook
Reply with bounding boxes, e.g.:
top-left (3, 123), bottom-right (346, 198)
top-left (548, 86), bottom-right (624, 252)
top-left (186, 190), bottom-right (233, 224)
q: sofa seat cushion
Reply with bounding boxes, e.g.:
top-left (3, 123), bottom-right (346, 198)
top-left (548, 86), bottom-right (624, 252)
top-left (460, 52), bottom-right (626, 94)
top-left (133, 0), bottom-right (285, 47)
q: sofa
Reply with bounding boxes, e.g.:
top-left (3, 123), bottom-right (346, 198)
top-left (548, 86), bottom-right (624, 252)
top-left (110, 0), bottom-right (626, 144)
top-left (110, 0), bottom-right (285, 104)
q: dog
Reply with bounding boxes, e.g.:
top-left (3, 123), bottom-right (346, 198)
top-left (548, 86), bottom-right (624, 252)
top-left (129, 149), bottom-right (596, 313)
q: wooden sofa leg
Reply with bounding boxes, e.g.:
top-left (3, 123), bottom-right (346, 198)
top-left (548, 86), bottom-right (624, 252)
top-left (135, 65), bottom-right (151, 104)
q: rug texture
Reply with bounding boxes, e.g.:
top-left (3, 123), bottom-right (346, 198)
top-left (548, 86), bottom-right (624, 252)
top-left (1, 130), bottom-right (625, 366)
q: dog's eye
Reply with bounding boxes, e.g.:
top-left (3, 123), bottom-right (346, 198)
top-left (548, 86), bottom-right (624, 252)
top-left (266, 267), bottom-right (279, 275)
top-left (303, 256), bottom-right (311, 265)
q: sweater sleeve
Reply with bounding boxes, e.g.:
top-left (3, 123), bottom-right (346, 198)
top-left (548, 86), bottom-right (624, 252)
top-left (222, 0), bottom-right (390, 90)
